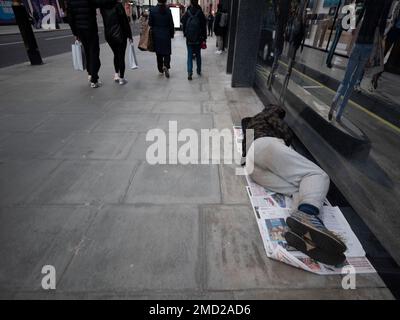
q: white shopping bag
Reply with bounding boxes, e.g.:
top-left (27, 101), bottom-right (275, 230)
top-left (128, 42), bottom-right (139, 70)
top-left (72, 40), bottom-right (86, 71)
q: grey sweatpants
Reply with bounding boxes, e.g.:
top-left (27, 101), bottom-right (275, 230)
top-left (245, 137), bottom-right (330, 211)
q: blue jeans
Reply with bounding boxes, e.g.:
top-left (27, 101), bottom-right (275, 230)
top-left (333, 43), bottom-right (373, 119)
top-left (187, 44), bottom-right (201, 75)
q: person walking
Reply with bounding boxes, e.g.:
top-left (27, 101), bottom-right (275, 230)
top-left (182, 0), bottom-right (207, 81)
top-left (149, 0), bottom-right (175, 78)
top-left (139, 10), bottom-right (149, 36)
top-left (328, 0), bottom-right (393, 121)
top-left (213, 4), bottom-right (227, 54)
top-left (67, 0), bottom-right (102, 88)
top-left (207, 12), bottom-right (214, 37)
top-left (99, 0), bottom-right (133, 85)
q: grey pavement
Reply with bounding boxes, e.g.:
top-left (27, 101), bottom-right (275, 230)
top-left (0, 32), bottom-right (393, 299)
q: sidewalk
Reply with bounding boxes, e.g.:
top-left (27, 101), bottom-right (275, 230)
top-left (0, 23), bottom-right (72, 36)
top-left (0, 32), bottom-right (392, 299)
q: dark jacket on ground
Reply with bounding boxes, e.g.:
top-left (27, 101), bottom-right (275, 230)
top-left (149, 4), bottom-right (175, 56)
top-left (67, 0), bottom-right (98, 36)
top-left (357, 0), bottom-right (393, 44)
top-left (99, 1), bottom-right (132, 45)
top-left (181, 5), bottom-right (207, 44)
top-left (213, 11), bottom-right (226, 36)
top-left (241, 104), bottom-right (293, 157)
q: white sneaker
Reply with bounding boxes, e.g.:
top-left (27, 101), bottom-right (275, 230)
top-left (216, 50), bottom-right (223, 55)
top-left (119, 78), bottom-right (127, 85)
top-left (114, 73), bottom-right (120, 83)
top-left (90, 81), bottom-right (102, 88)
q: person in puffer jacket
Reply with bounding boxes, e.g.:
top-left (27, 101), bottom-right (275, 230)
top-left (67, 0), bottom-right (102, 87)
top-left (98, 0), bottom-right (133, 85)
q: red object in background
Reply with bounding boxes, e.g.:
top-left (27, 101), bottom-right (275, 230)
top-left (201, 41), bottom-right (207, 49)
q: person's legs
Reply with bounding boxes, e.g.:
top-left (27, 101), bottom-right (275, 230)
top-left (217, 36), bottom-right (223, 51)
top-left (187, 44), bottom-right (194, 75)
top-left (156, 54), bottom-right (163, 73)
top-left (246, 137), bottom-right (329, 211)
top-left (163, 55), bottom-right (171, 69)
top-left (195, 44), bottom-right (201, 74)
top-left (118, 40), bottom-right (127, 79)
top-left (88, 33), bottom-right (101, 83)
top-left (109, 42), bottom-right (120, 75)
top-left (336, 44), bottom-right (373, 120)
top-left (332, 44), bottom-right (362, 106)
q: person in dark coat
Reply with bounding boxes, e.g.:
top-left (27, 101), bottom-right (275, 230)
top-left (99, 0), bottom-right (133, 85)
top-left (67, 0), bottom-right (102, 87)
top-left (213, 4), bottom-right (226, 53)
top-left (207, 12), bottom-right (214, 37)
top-left (182, 0), bottom-right (207, 80)
top-left (149, 0), bottom-right (175, 78)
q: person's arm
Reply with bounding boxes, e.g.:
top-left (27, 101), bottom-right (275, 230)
top-left (169, 9), bottom-right (175, 38)
top-left (181, 11), bottom-right (188, 36)
top-left (66, 0), bottom-right (77, 37)
top-left (200, 10), bottom-right (207, 41)
top-left (117, 3), bottom-right (133, 40)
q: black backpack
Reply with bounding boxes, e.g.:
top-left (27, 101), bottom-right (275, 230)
top-left (186, 9), bottom-right (201, 44)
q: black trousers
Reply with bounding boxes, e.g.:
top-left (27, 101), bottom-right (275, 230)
top-left (208, 24), bottom-right (213, 36)
top-left (78, 30), bottom-right (101, 83)
top-left (109, 40), bottom-right (127, 78)
top-left (156, 54), bottom-right (171, 73)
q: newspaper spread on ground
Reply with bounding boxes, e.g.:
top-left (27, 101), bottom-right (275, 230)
top-left (233, 126), bottom-right (375, 275)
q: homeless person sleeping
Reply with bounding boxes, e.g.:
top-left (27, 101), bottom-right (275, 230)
top-left (242, 104), bottom-right (347, 266)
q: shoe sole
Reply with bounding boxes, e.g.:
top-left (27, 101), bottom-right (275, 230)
top-left (284, 231), bottom-right (346, 266)
top-left (286, 216), bottom-right (347, 254)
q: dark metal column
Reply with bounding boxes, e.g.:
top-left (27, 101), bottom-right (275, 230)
top-left (12, 1), bottom-right (43, 65)
top-left (231, 0), bottom-right (264, 87)
top-left (226, 0), bottom-right (239, 74)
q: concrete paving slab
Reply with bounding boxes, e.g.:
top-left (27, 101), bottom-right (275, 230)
top-left (52, 132), bottom-right (137, 160)
top-left (57, 204), bottom-right (201, 292)
top-left (152, 101), bottom-right (202, 114)
top-left (93, 113), bottom-right (158, 133)
top-left (27, 160), bottom-right (138, 205)
top-left (0, 159), bottom-right (62, 206)
top-left (0, 131), bottom-right (72, 160)
top-left (157, 114), bottom-right (214, 131)
top-left (219, 165), bottom-right (249, 204)
top-left (0, 206), bottom-right (98, 293)
top-left (203, 205), bottom-right (386, 291)
top-left (34, 113), bottom-right (104, 133)
top-left (0, 114), bottom-right (51, 132)
top-left (104, 100), bottom-right (156, 114)
top-left (125, 163), bottom-right (220, 204)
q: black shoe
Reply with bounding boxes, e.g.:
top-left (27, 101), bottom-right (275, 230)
top-left (197, 70), bottom-right (201, 76)
top-left (188, 73), bottom-right (193, 81)
top-left (284, 231), bottom-right (346, 266)
top-left (163, 66), bottom-right (170, 78)
top-left (286, 211), bottom-right (347, 254)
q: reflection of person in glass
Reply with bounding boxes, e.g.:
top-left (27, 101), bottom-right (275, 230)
top-left (30, 0), bottom-right (44, 29)
top-left (329, 0), bottom-right (393, 122)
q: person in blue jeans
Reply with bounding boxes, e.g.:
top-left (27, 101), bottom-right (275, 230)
top-left (181, 0), bottom-right (207, 81)
top-left (329, 0), bottom-right (393, 121)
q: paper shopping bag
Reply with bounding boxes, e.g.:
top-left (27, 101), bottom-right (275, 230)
top-left (138, 24), bottom-right (154, 52)
top-left (72, 41), bottom-right (86, 71)
top-left (128, 42), bottom-right (139, 70)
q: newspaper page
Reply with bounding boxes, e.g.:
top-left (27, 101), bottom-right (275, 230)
top-left (236, 126), bottom-right (376, 275)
